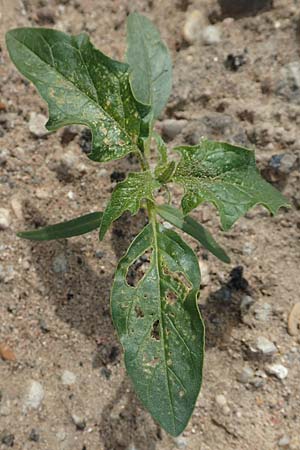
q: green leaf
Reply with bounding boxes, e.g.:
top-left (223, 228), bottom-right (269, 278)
top-left (173, 140), bottom-right (290, 230)
top-left (156, 204), bottom-right (230, 263)
top-left (111, 223), bottom-right (204, 436)
top-left (155, 161), bottom-right (176, 184)
top-left (6, 28), bottom-right (149, 162)
top-left (126, 13), bottom-right (172, 119)
top-left (99, 171), bottom-right (160, 240)
top-left (17, 212), bottom-right (102, 241)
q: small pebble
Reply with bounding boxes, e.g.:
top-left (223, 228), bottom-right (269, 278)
top-left (215, 394), bottom-right (227, 407)
top-left (254, 303), bottom-right (272, 322)
top-left (278, 435), bottom-right (290, 447)
top-left (23, 381), bottom-right (45, 411)
top-left (61, 370), bottom-right (77, 386)
top-left (56, 430), bottom-right (67, 442)
top-left (202, 25), bottom-right (221, 45)
top-left (161, 119), bottom-right (187, 140)
top-left (266, 363), bottom-right (288, 380)
top-left (28, 112), bottom-right (49, 137)
top-left (52, 253), bottom-right (68, 274)
top-left (36, 6), bottom-right (55, 24)
top-left (29, 429), bottom-right (40, 442)
top-left (238, 366), bottom-right (255, 384)
top-left (0, 343), bottom-right (16, 362)
top-left (10, 197), bottom-right (23, 220)
top-left (183, 10), bottom-right (206, 44)
top-left (0, 208), bottom-right (11, 230)
top-left (240, 294), bottom-right (255, 313)
top-left (0, 149), bottom-right (8, 165)
top-left (256, 336), bottom-right (277, 355)
top-left (71, 413), bottom-right (86, 431)
top-left (174, 436), bottom-right (189, 449)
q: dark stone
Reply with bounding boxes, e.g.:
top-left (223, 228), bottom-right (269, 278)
top-left (29, 429), bottom-right (40, 442)
top-left (75, 421), bottom-right (86, 431)
top-left (1, 431), bottom-right (14, 447)
top-left (225, 54), bottom-right (247, 72)
top-left (100, 367), bottom-right (112, 379)
top-left (36, 7), bottom-right (56, 24)
top-left (39, 319), bottom-right (50, 334)
top-left (219, 0), bottom-right (273, 18)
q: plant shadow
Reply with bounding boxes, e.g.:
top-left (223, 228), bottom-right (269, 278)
top-left (22, 199), bottom-right (158, 449)
top-left (200, 265), bottom-right (253, 350)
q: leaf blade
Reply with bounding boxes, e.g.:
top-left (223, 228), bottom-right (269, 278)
top-left (17, 212), bottom-right (102, 241)
top-left (126, 13), bottom-right (172, 119)
top-left (99, 171), bottom-right (160, 240)
top-left (111, 224), bottom-right (204, 436)
top-left (6, 28), bottom-right (149, 162)
top-left (173, 140), bottom-right (290, 230)
top-left (156, 204), bottom-right (230, 263)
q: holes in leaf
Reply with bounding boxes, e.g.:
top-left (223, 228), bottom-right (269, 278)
top-left (151, 320), bottom-right (160, 341)
top-left (162, 267), bottom-right (192, 292)
top-left (134, 305), bottom-right (144, 318)
top-left (166, 290), bottom-right (178, 305)
top-left (126, 250), bottom-right (152, 287)
top-left (173, 272), bottom-right (192, 291)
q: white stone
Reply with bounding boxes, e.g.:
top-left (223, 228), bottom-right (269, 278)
top-left (183, 10), bottom-right (206, 44)
top-left (23, 381), bottom-right (44, 411)
top-left (0, 149), bottom-right (8, 165)
top-left (52, 253), bottom-right (68, 273)
top-left (215, 394), bottom-right (227, 407)
top-left (238, 366), bottom-right (255, 384)
top-left (61, 370), bottom-right (77, 386)
top-left (266, 364), bottom-right (288, 380)
top-left (202, 25), bottom-right (221, 45)
top-left (278, 435), bottom-right (290, 446)
top-left (256, 336), bottom-right (277, 355)
top-left (28, 112), bottom-right (49, 137)
top-left (0, 208), bottom-right (11, 230)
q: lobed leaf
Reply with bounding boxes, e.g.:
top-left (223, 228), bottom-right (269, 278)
top-left (156, 204), bottom-right (230, 263)
top-left (126, 13), bottom-right (172, 120)
top-left (99, 171), bottom-right (160, 240)
top-left (111, 223), bottom-right (204, 436)
top-left (173, 140), bottom-right (290, 230)
top-left (6, 28), bottom-right (149, 162)
top-left (17, 212), bottom-right (102, 241)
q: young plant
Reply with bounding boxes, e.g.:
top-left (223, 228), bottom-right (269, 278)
top-left (6, 13), bottom-right (289, 436)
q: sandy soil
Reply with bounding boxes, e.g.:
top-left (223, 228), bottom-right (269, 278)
top-left (0, 1), bottom-right (300, 449)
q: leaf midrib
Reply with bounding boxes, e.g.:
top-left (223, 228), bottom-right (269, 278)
top-left (151, 221), bottom-right (177, 434)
